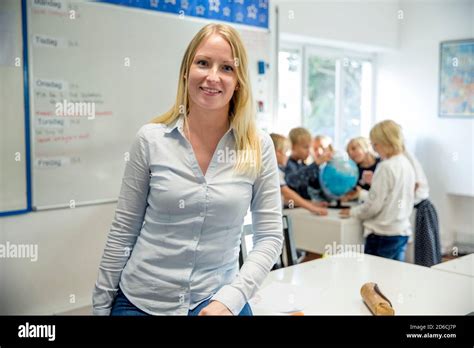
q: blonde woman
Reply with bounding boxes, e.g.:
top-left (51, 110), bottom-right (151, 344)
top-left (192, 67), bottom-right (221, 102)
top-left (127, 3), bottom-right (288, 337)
top-left (340, 120), bottom-right (415, 261)
top-left (93, 24), bottom-right (283, 316)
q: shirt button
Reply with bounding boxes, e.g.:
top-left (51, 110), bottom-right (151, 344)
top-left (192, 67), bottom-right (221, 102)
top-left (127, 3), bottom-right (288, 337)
top-left (193, 236), bottom-right (198, 241)
top-left (200, 212), bottom-right (204, 217)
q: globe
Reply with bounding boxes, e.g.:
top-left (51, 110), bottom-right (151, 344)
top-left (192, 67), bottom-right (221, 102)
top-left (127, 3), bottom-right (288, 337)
top-left (319, 152), bottom-right (359, 201)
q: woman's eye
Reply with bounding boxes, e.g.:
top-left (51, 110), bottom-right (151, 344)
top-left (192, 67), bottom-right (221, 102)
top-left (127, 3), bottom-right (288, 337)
top-left (197, 60), bottom-right (208, 66)
top-left (223, 65), bottom-right (234, 72)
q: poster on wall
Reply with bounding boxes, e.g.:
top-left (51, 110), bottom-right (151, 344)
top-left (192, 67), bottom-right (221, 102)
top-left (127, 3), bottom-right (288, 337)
top-left (439, 39), bottom-right (474, 118)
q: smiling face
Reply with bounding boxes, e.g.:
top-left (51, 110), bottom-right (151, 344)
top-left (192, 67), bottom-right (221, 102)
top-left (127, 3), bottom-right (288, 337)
top-left (187, 34), bottom-right (238, 115)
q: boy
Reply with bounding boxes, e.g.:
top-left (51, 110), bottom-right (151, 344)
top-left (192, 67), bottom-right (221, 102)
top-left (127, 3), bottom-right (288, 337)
top-left (285, 128), bottom-right (332, 201)
top-left (270, 133), bottom-right (327, 215)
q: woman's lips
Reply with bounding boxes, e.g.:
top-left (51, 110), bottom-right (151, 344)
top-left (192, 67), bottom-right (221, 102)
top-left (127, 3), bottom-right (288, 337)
top-left (200, 86), bottom-right (222, 96)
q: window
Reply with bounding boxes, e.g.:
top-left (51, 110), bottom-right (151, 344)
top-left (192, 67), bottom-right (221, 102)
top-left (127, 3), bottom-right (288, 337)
top-left (278, 44), bottom-right (374, 150)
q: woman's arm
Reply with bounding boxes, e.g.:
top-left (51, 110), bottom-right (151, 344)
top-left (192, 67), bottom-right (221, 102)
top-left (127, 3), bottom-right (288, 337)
top-left (92, 127), bottom-right (150, 315)
top-left (210, 133), bottom-right (284, 315)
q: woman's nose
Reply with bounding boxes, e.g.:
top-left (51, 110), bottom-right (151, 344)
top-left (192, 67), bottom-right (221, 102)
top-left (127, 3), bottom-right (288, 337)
top-left (206, 66), bottom-right (220, 82)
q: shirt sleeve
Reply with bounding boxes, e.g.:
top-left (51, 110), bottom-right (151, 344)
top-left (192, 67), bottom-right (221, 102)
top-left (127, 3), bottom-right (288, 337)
top-left (211, 133), bottom-right (284, 315)
top-left (351, 163), bottom-right (391, 221)
top-left (92, 127), bottom-right (150, 315)
top-left (404, 151), bottom-right (429, 202)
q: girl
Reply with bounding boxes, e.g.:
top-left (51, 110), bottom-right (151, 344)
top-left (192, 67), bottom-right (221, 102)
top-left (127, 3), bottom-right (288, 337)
top-left (340, 120), bottom-right (415, 261)
top-left (342, 137), bottom-right (381, 202)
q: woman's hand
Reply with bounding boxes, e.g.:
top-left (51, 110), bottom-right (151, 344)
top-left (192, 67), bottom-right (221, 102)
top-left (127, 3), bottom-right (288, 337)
top-left (198, 300), bottom-right (233, 316)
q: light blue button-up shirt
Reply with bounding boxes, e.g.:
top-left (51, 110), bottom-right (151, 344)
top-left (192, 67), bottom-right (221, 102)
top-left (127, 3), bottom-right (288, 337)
top-left (93, 115), bottom-right (283, 315)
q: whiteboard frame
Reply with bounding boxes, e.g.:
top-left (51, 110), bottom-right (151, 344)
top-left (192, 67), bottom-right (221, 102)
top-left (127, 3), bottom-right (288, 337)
top-left (0, 0), bottom-right (32, 217)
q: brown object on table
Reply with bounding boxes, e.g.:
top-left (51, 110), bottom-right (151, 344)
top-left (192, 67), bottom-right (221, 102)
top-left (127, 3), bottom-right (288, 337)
top-left (360, 282), bottom-right (395, 316)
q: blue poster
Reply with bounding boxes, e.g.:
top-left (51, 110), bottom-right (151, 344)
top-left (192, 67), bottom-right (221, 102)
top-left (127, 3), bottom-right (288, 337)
top-left (98, 0), bottom-right (269, 29)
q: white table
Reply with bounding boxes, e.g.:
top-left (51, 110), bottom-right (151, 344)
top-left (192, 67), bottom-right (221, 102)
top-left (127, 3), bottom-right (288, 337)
top-left (432, 254), bottom-right (474, 278)
top-left (250, 253), bottom-right (474, 315)
top-left (283, 208), bottom-right (363, 255)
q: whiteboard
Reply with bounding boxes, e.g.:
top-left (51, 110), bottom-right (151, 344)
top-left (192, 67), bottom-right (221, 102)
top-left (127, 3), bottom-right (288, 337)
top-left (0, 0), bottom-right (28, 214)
top-left (26, 0), bottom-right (272, 210)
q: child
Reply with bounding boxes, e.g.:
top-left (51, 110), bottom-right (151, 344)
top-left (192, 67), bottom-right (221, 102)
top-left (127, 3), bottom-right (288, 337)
top-left (270, 133), bottom-right (328, 216)
top-left (284, 128), bottom-right (332, 201)
top-left (339, 120), bottom-right (415, 261)
top-left (313, 135), bottom-right (334, 163)
top-left (342, 137), bottom-right (381, 202)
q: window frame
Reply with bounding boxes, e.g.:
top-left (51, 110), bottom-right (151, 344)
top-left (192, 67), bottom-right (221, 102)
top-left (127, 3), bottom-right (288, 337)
top-left (279, 41), bottom-right (376, 149)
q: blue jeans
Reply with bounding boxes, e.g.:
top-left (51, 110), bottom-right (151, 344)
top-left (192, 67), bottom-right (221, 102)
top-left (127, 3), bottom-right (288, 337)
top-left (110, 287), bottom-right (253, 316)
top-left (364, 234), bottom-right (409, 261)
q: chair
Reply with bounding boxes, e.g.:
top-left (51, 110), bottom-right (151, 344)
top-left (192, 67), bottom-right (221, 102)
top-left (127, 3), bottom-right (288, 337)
top-left (239, 215), bottom-right (299, 269)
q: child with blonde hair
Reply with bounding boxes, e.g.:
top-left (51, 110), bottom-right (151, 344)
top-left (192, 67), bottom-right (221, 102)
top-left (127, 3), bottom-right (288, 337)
top-left (270, 133), bottom-right (328, 215)
top-left (285, 128), bottom-right (332, 202)
top-left (340, 120), bottom-right (415, 261)
top-left (341, 137), bottom-right (381, 202)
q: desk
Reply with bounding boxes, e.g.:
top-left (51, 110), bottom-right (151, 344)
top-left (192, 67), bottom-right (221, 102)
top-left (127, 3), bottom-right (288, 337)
top-left (432, 254), bottom-right (474, 278)
top-left (283, 208), bottom-right (363, 254)
top-left (250, 253), bottom-right (474, 315)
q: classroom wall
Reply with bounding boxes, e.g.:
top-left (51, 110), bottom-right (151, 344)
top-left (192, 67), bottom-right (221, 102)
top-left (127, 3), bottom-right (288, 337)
top-left (0, 204), bottom-right (114, 314)
top-left (376, 0), bottom-right (474, 252)
top-left (275, 0), bottom-right (400, 51)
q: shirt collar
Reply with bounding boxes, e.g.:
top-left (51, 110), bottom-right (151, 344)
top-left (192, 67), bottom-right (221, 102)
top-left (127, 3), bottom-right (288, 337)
top-left (164, 114), bottom-right (235, 136)
top-left (163, 114), bottom-right (184, 134)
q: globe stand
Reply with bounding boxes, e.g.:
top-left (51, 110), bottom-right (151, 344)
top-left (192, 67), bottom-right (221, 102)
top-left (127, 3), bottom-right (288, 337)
top-left (327, 199), bottom-right (351, 209)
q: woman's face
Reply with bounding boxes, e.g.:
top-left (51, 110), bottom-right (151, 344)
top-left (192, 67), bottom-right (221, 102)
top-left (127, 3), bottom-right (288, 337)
top-left (347, 143), bottom-right (366, 164)
top-left (187, 34), bottom-right (238, 114)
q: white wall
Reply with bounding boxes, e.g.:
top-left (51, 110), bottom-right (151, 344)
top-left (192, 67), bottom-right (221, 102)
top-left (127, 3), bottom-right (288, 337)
top-left (0, 204), bottom-right (114, 314)
top-left (376, 0), bottom-right (474, 252)
top-left (275, 0), bottom-right (400, 51)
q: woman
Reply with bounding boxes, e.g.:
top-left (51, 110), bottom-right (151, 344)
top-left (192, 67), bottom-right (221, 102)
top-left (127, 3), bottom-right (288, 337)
top-left (92, 23), bottom-right (283, 316)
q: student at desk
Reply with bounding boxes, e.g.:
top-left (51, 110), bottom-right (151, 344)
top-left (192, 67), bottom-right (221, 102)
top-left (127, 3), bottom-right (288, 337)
top-left (340, 120), bottom-right (415, 261)
top-left (270, 133), bottom-right (328, 216)
top-left (341, 137), bottom-right (381, 202)
top-left (284, 127), bottom-right (332, 202)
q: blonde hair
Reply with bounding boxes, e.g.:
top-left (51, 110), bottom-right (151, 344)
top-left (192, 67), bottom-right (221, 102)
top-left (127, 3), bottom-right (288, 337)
top-left (346, 136), bottom-right (376, 157)
top-left (289, 127), bottom-right (311, 145)
top-left (270, 133), bottom-right (290, 152)
top-left (150, 23), bottom-right (260, 175)
top-left (370, 120), bottom-right (405, 157)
